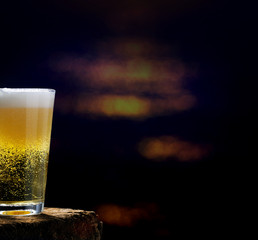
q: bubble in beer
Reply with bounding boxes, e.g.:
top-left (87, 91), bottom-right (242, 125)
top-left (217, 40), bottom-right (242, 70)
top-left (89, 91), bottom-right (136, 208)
top-left (0, 88), bottom-right (55, 206)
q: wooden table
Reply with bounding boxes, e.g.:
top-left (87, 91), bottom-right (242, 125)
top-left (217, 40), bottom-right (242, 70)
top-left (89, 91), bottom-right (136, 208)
top-left (0, 208), bottom-right (102, 240)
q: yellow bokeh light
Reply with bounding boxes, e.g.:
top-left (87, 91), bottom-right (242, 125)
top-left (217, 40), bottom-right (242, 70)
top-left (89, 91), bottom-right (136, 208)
top-left (75, 95), bottom-right (150, 118)
top-left (101, 95), bottom-right (150, 117)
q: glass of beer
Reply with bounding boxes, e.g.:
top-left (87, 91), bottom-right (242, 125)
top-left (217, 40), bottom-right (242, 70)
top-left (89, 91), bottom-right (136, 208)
top-left (0, 88), bottom-right (55, 216)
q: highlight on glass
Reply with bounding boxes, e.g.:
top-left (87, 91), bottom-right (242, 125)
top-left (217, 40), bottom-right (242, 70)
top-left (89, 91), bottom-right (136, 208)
top-left (0, 88), bottom-right (55, 216)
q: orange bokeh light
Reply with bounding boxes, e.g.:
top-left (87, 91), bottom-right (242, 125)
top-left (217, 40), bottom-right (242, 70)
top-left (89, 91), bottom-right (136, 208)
top-left (138, 136), bottom-right (210, 162)
top-left (96, 203), bottom-right (160, 227)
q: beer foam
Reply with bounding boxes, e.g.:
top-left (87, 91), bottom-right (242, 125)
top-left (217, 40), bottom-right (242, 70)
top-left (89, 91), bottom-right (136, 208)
top-left (0, 88), bottom-right (55, 108)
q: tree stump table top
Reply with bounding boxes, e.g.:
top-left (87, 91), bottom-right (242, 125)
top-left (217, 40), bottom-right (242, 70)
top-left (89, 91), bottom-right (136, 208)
top-left (0, 207), bottom-right (102, 240)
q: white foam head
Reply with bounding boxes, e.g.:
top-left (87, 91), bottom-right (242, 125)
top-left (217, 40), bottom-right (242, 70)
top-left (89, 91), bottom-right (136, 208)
top-left (0, 88), bottom-right (55, 108)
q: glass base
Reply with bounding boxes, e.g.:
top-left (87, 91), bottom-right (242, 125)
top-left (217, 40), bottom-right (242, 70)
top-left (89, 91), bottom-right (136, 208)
top-left (0, 202), bottom-right (44, 216)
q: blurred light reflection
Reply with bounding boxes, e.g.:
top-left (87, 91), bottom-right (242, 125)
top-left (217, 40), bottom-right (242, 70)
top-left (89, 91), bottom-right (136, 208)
top-left (76, 95), bottom-right (150, 118)
top-left (138, 136), bottom-right (210, 161)
top-left (96, 203), bottom-right (160, 227)
top-left (51, 38), bottom-right (197, 119)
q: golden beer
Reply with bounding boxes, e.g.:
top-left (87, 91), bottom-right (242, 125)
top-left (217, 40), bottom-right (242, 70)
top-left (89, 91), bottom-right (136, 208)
top-left (0, 89), bottom-right (55, 215)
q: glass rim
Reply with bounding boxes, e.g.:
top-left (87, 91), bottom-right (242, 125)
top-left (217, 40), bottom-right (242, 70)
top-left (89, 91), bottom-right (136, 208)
top-left (0, 88), bottom-right (55, 93)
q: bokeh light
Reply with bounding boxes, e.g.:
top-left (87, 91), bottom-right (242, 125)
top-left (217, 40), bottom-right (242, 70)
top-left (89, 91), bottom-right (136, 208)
top-left (51, 38), bottom-right (197, 119)
top-left (80, 95), bottom-right (150, 118)
top-left (96, 203), bottom-right (161, 227)
top-left (138, 136), bottom-right (210, 162)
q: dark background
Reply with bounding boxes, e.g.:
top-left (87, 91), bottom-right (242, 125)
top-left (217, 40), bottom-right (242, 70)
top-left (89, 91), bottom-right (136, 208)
top-left (1, 0), bottom-right (256, 239)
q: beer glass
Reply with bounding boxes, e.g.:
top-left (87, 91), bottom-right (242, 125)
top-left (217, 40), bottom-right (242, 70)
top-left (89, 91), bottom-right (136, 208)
top-left (0, 88), bottom-right (55, 216)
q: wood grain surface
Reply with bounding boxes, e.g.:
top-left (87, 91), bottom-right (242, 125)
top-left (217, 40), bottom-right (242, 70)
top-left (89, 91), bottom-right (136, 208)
top-left (0, 208), bottom-right (102, 240)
